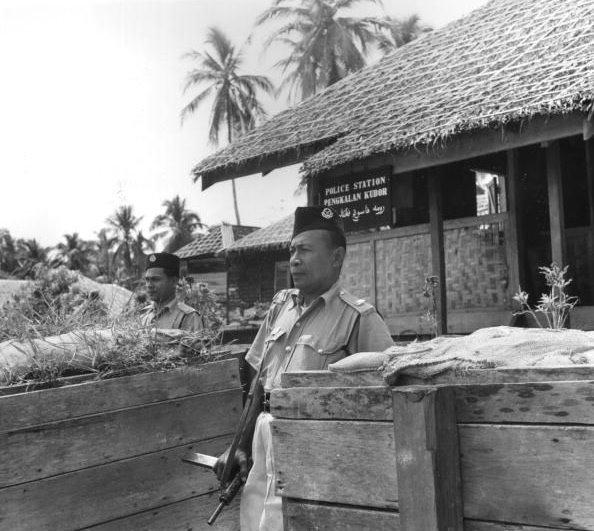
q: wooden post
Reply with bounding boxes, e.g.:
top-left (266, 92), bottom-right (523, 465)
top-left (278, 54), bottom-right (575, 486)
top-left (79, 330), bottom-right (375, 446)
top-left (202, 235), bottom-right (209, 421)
top-left (585, 138), bottom-right (594, 288)
top-left (505, 149), bottom-right (525, 296)
top-left (306, 175), bottom-right (320, 206)
top-left (392, 385), bottom-right (463, 531)
top-left (546, 141), bottom-right (566, 266)
top-left (428, 170), bottom-right (447, 334)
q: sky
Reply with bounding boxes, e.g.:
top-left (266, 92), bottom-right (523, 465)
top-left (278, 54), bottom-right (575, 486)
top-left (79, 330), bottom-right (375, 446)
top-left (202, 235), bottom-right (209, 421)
top-left (0, 0), bottom-right (488, 247)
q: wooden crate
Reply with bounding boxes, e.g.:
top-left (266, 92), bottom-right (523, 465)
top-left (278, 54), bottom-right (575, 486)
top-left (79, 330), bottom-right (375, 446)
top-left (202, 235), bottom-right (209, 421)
top-left (0, 358), bottom-right (242, 531)
top-left (272, 366), bottom-right (594, 531)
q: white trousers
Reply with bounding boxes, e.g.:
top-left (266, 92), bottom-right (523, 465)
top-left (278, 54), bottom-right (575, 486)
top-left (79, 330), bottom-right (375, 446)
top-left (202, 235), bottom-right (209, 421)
top-left (240, 413), bottom-right (283, 531)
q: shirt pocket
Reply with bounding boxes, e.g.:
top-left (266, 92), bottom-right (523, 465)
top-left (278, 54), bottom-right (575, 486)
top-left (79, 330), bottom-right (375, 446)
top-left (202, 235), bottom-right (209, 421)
top-left (286, 334), bottom-right (349, 372)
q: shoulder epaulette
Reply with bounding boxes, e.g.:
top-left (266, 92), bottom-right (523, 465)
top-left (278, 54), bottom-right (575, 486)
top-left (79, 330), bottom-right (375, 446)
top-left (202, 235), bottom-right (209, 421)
top-left (338, 290), bottom-right (374, 314)
top-left (272, 289), bottom-right (298, 304)
top-left (177, 301), bottom-right (197, 315)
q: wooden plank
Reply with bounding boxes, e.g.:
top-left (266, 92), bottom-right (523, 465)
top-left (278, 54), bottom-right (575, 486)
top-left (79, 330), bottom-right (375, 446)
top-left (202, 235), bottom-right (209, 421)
top-left (460, 424), bottom-right (594, 529)
top-left (0, 387), bottom-right (242, 487)
top-left (505, 149), bottom-right (525, 298)
top-left (465, 521), bottom-right (570, 531)
top-left (281, 365), bottom-right (594, 389)
top-left (392, 385), bottom-right (462, 531)
top-left (0, 359), bottom-right (240, 433)
top-left (281, 369), bottom-right (386, 388)
top-left (428, 170), bottom-right (448, 335)
top-left (273, 380), bottom-right (594, 424)
top-left (271, 386), bottom-right (392, 420)
top-left (272, 419), bottom-right (398, 508)
top-left (456, 380), bottom-right (594, 424)
top-left (89, 495), bottom-right (240, 531)
top-left (546, 140), bottom-right (566, 266)
top-left (0, 436), bottom-right (232, 531)
top-left (283, 499), bottom-right (400, 530)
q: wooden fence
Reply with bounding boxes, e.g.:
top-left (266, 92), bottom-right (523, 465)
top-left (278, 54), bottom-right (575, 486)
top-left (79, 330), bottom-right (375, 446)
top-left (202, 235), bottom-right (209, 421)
top-left (0, 359), bottom-right (243, 531)
top-left (271, 367), bottom-right (594, 530)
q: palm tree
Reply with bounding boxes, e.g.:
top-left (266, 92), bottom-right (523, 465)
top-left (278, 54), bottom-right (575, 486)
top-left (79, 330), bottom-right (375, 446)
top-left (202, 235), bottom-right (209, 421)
top-left (181, 26), bottom-right (274, 225)
top-left (0, 229), bottom-right (18, 275)
top-left (106, 205), bottom-right (142, 275)
top-left (151, 195), bottom-right (204, 253)
top-left (256, 0), bottom-right (384, 101)
top-left (55, 233), bottom-right (93, 272)
top-left (376, 14), bottom-right (431, 54)
top-left (133, 230), bottom-right (156, 280)
top-left (95, 228), bottom-right (117, 280)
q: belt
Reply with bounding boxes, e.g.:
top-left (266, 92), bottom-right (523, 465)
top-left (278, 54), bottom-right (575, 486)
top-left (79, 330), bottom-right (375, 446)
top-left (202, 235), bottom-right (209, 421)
top-left (262, 392), bottom-right (271, 413)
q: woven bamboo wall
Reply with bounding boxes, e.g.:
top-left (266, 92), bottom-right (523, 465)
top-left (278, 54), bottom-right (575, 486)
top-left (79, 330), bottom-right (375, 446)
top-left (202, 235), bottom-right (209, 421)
top-left (445, 221), bottom-right (508, 310)
top-left (340, 241), bottom-right (375, 302)
top-left (341, 217), bottom-right (510, 321)
top-left (375, 233), bottom-right (430, 315)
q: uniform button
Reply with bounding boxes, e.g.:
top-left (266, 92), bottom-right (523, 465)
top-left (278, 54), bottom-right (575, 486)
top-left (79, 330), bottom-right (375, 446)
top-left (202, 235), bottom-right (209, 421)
top-left (295, 322), bottom-right (301, 327)
top-left (285, 346), bottom-right (291, 352)
top-left (317, 349), bottom-right (323, 354)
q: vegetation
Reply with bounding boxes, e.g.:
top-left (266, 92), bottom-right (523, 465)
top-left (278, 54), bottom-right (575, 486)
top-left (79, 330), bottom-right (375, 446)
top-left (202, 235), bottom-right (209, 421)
top-left (181, 26), bottom-right (274, 225)
top-left (513, 263), bottom-right (578, 329)
top-left (256, 0), bottom-right (385, 100)
top-left (0, 267), bottom-right (227, 388)
top-left (151, 195), bottom-right (204, 253)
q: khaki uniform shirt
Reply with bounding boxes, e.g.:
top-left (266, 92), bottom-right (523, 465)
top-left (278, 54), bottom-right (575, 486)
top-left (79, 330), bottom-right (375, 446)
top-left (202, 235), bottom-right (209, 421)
top-left (246, 282), bottom-right (393, 391)
top-left (140, 296), bottom-right (204, 332)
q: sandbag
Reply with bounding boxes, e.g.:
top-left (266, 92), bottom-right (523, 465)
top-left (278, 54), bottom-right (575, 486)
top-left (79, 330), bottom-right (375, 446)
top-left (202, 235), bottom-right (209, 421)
top-left (329, 326), bottom-right (594, 382)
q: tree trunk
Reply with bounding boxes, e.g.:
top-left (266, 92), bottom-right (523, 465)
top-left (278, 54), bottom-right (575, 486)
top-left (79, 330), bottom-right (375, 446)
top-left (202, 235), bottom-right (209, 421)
top-left (226, 107), bottom-right (241, 225)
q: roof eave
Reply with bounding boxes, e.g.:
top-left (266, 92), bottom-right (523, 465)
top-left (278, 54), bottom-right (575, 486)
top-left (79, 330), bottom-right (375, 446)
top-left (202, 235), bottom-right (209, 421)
top-left (196, 137), bottom-right (343, 190)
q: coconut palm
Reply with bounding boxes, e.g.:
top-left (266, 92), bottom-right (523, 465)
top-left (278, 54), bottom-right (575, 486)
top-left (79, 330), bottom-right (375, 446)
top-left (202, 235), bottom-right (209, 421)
top-left (376, 14), bottom-right (431, 54)
top-left (0, 229), bottom-right (19, 275)
top-left (181, 26), bottom-right (274, 225)
top-left (95, 228), bottom-right (117, 280)
top-left (55, 233), bottom-right (93, 272)
top-left (106, 205), bottom-right (142, 274)
top-left (151, 195), bottom-right (204, 253)
top-left (256, 0), bottom-right (384, 101)
top-left (132, 230), bottom-right (156, 280)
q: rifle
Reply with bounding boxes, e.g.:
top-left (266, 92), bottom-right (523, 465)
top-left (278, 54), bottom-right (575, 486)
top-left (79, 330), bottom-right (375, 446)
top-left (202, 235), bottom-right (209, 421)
top-left (183, 361), bottom-right (265, 525)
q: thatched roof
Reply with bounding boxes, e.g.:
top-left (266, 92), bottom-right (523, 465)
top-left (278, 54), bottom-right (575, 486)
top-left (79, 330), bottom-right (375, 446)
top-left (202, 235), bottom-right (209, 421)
top-left (225, 215), bottom-right (293, 254)
top-left (194, 0), bottom-right (594, 188)
top-left (175, 224), bottom-right (259, 259)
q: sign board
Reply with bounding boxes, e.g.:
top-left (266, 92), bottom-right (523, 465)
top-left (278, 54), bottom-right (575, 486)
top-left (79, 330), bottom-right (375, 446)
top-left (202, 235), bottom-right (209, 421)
top-left (320, 168), bottom-right (392, 231)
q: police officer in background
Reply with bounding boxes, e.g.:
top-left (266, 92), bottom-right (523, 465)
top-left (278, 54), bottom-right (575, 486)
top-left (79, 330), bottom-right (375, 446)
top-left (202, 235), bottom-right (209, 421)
top-left (141, 252), bottom-right (204, 332)
top-left (215, 206), bottom-right (393, 530)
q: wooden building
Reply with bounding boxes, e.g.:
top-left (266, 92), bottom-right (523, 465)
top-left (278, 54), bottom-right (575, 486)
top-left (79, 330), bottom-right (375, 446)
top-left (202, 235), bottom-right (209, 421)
top-left (175, 223), bottom-right (258, 297)
top-left (192, 0), bottom-right (594, 335)
top-left (226, 215), bottom-right (293, 306)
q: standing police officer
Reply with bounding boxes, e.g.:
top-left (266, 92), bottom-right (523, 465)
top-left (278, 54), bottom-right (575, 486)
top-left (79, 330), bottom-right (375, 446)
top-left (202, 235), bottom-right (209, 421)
top-left (141, 252), bottom-right (204, 332)
top-left (215, 206), bottom-right (393, 530)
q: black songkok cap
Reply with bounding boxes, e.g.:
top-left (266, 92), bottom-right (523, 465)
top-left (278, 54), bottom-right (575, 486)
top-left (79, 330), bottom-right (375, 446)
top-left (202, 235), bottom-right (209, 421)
top-left (292, 206), bottom-right (346, 248)
top-left (146, 252), bottom-right (180, 275)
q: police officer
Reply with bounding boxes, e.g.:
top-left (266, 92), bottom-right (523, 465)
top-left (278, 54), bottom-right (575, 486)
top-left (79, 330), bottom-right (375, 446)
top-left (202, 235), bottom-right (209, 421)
top-left (215, 206), bottom-right (393, 530)
top-left (141, 252), bottom-right (204, 332)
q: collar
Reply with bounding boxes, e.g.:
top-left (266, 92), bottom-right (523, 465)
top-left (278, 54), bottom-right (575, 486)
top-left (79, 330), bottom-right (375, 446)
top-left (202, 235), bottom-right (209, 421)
top-left (290, 281), bottom-right (342, 310)
top-left (152, 295), bottom-right (178, 315)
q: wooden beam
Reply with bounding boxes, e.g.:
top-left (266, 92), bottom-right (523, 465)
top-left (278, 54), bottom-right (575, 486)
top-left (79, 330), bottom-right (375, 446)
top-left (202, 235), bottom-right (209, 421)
top-left (392, 385), bottom-right (463, 531)
top-left (505, 149), bottom-right (525, 296)
top-left (306, 174), bottom-right (320, 206)
top-left (428, 171), bottom-right (447, 334)
top-left (308, 112), bottom-right (587, 183)
top-left (586, 139), bottom-right (594, 288)
top-left (546, 140), bottom-right (566, 266)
